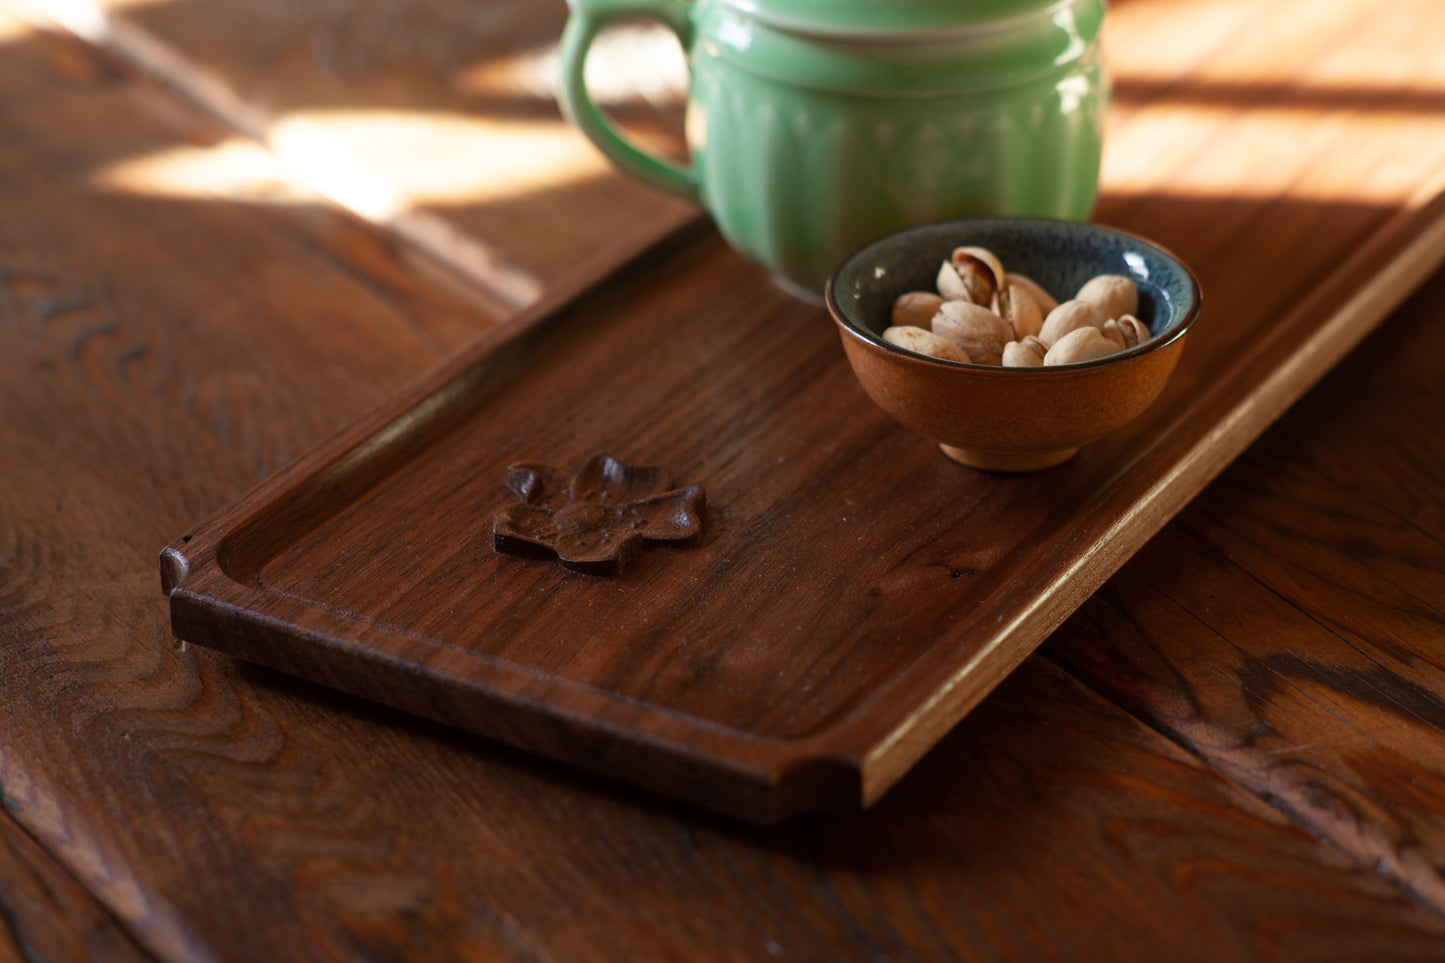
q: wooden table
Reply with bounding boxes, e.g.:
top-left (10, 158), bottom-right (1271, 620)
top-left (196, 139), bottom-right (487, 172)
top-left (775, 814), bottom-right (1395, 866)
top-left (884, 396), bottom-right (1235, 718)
top-left (4, 0), bottom-right (1445, 959)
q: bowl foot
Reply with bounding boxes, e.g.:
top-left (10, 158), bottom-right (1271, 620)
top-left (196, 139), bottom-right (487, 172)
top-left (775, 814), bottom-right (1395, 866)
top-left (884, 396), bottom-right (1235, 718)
top-left (939, 443), bottom-right (1080, 472)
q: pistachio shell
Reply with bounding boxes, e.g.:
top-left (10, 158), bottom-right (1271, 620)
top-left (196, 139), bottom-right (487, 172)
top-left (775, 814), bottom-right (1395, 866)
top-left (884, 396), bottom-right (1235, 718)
top-left (931, 300), bottom-right (1011, 366)
top-left (1001, 337), bottom-right (1047, 367)
top-left (1115, 313), bottom-right (1151, 347)
top-left (1076, 274), bottom-right (1139, 322)
top-left (1038, 299), bottom-right (1105, 345)
top-left (891, 291), bottom-right (946, 329)
top-left (1101, 319), bottom-right (1127, 350)
top-left (936, 260), bottom-right (970, 302)
top-left (997, 282), bottom-right (1043, 339)
top-left (1043, 326), bottom-right (1123, 365)
top-left (952, 246), bottom-right (1005, 287)
top-left (1006, 272), bottom-right (1059, 315)
top-left (938, 246), bottom-right (1005, 305)
top-left (882, 325), bottom-right (972, 363)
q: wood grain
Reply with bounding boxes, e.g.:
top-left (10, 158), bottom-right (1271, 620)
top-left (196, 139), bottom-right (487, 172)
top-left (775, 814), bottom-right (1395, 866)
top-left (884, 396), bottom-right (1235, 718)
top-left (0, 814), bottom-right (156, 963)
top-left (5, 0), bottom-right (1445, 958)
top-left (0, 8), bottom-right (487, 956)
top-left (823, 657), bottom-right (1445, 963)
top-left (19, 0), bottom-right (697, 313)
top-left (1047, 263), bottom-right (1445, 915)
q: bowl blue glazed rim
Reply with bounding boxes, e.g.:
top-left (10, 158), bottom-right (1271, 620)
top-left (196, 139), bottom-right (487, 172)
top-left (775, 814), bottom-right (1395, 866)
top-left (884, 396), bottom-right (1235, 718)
top-left (825, 217), bottom-right (1203, 373)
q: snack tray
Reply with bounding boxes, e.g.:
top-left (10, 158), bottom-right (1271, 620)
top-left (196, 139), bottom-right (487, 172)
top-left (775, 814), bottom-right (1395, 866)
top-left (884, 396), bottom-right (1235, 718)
top-left (163, 196), bottom-right (1445, 823)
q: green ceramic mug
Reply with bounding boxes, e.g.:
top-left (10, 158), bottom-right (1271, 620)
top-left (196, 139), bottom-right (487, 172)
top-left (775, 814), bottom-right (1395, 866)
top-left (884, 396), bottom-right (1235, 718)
top-left (560, 0), bottom-right (1107, 299)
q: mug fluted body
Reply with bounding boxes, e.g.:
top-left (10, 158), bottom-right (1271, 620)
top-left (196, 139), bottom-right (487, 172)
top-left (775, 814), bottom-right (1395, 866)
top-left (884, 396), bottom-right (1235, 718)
top-left (561, 0), bottom-right (1108, 298)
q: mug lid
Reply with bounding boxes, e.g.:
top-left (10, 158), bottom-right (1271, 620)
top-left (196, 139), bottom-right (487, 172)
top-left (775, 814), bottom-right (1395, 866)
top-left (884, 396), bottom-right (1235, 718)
top-left (711, 0), bottom-right (1075, 38)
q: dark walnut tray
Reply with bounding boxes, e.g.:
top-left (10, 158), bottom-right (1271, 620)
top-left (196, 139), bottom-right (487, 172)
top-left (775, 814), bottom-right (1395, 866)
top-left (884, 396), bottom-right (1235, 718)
top-left (162, 195), bottom-right (1445, 824)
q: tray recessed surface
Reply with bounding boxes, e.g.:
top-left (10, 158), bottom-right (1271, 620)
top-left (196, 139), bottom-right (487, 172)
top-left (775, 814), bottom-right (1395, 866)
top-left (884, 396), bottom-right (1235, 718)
top-left (163, 198), bottom-right (1445, 823)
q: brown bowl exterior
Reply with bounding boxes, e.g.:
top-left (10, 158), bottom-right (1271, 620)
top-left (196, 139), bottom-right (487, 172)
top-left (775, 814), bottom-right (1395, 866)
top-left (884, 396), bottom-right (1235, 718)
top-left (836, 325), bottom-right (1187, 470)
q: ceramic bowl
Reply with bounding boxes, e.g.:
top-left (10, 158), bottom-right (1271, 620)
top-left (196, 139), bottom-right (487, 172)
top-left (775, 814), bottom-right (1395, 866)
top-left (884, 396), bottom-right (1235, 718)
top-left (825, 217), bottom-right (1202, 471)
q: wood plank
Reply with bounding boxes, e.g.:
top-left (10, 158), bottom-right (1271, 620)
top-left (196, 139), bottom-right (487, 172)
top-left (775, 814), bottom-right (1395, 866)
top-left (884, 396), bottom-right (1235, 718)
top-left (18, 0), bottom-right (697, 312)
top-left (0, 8), bottom-right (490, 958)
top-left (1047, 262), bottom-right (1445, 913)
top-left (5, 5), bottom-right (1445, 960)
top-left (0, 813), bottom-right (156, 963)
top-left (823, 657), bottom-right (1445, 963)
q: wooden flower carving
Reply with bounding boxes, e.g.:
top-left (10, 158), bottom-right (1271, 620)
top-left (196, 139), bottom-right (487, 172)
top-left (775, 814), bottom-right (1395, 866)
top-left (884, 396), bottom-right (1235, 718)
top-left (492, 454), bottom-right (705, 576)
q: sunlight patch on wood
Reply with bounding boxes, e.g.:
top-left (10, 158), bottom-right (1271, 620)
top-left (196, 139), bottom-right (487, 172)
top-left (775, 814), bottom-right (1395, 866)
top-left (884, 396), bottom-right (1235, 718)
top-left (87, 107), bottom-right (619, 220)
top-left (458, 20), bottom-right (687, 108)
top-left (88, 136), bottom-right (309, 204)
top-left (1102, 103), bottom-right (1445, 203)
top-left (1107, 0), bottom-right (1445, 91)
top-left (0, 1), bottom-right (32, 41)
top-left (16, 0), bottom-right (168, 42)
top-left (281, 108), bottom-right (614, 208)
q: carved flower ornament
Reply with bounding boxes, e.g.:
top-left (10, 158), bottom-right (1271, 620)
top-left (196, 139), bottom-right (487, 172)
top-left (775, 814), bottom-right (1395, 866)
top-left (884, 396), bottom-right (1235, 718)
top-left (492, 454), bottom-right (705, 576)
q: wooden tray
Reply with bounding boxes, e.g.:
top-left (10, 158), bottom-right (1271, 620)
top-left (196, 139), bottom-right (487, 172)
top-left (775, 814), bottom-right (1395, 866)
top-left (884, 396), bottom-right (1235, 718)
top-left (161, 192), bottom-right (1445, 824)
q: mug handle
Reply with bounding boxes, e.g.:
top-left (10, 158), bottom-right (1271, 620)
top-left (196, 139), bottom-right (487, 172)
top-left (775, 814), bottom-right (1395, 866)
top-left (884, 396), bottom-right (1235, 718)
top-left (558, 0), bottom-right (698, 201)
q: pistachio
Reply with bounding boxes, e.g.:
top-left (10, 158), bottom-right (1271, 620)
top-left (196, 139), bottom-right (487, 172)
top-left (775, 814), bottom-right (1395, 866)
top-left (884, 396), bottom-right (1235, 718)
top-left (937, 246), bottom-right (1004, 305)
top-left (891, 291), bottom-right (946, 329)
top-left (1100, 313), bottom-right (1153, 351)
top-left (936, 261), bottom-right (968, 302)
top-left (881, 246), bottom-right (1153, 370)
top-left (996, 282), bottom-right (1043, 339)
top-left (1001, 336), bottom-right (1048, 367)
top-left (1006, 273), bottom-right (1059, 316)
top-left (1043, 326), bottom-right (1123, 365)
top-left (883, 325), bottom-right (972, 363)
top-left (1101, 319), bottom-right (1126, 350)
top-left (1115, 313), bottom-right (1150, 347)
top-left (931, 300), bottom-right (1011, 366)
top-left (1038, 299), bottom-right (1105, 345)
top-left (1076, 274), bottom-right (1138, 322)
